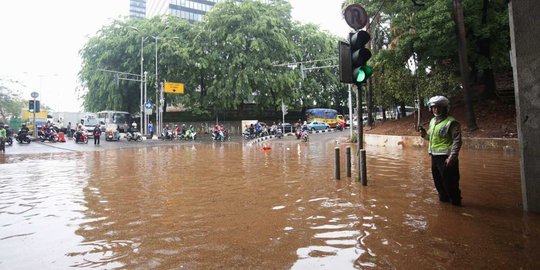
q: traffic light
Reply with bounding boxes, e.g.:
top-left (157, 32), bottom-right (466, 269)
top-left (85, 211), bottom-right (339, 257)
top-left (28, 100), bottom-right (40, 112)
top-left (350, 30), bottom-right (373, 83)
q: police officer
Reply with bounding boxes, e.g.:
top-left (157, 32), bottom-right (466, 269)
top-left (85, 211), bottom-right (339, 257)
top-left (419, 96), bottom-right (462, 206)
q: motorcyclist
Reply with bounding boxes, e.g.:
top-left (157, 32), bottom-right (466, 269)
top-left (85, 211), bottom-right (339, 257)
top-left (162, 124), bottom-right (171, 140)
top-left (75, 124), bottom-right (84, 142)
top-left (175, 124), bottom-right (181, 138)
top-left (181, 124), bottom-right (187, 137)
top-left (18, 124), bottom-right (30, 140)
top-left (270, 122), bottom-right (278, 135)
top-left (130, 122), bottom-right (138, 135)
top-left (213, 124), bottom-right (223, 140)
top-left (0, 124), bottom-right (6, 148)
top-left (302, 121), bottom-right (309, 133)
top-left (255, 122), bottom-right (262, 137)
top-left (4, 124), bottom-right (13, 138)
top-left (186, 125), bottom-right (196, 140)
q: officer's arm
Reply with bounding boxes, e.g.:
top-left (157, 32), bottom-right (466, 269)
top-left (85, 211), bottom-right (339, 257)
top-left (448, 122), bottom-right (462, 161)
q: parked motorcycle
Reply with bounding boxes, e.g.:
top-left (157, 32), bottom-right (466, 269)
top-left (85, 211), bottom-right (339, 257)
top-left (126, 132), bottom-right (143, 142)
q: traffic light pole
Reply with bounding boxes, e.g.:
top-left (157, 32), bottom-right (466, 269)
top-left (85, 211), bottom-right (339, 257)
top-left (355, 83), bottom-right (367, 185)
top-left (32, 97), bottom-right (36, 139)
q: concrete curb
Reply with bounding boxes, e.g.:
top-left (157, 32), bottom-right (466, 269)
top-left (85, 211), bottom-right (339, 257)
top-left (248, 128), bottom-right (340, 145)
top-left (364, 134), bottom-right (519, 152)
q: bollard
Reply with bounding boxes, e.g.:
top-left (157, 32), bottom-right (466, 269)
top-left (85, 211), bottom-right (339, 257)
top-left (361, 149), bottom-right (367, 186)
top-left (346, 146), bottom-right (351, 177)
top-left (335, 147), bottom-right (340, 180)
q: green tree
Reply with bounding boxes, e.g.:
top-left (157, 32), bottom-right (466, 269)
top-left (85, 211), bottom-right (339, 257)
top-left (347, 0), bottom-right (510, 117)
top-left (0, 78), bottom-right (25, 123)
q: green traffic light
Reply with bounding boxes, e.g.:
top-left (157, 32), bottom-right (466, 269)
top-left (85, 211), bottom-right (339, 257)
top-left (354, 65), bottom-right (373, 83)
top-left (356, 69), bottom-right (366, 82)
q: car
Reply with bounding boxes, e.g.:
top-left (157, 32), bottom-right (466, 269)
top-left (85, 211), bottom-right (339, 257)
top-left (307, 121), bottom-right (330, 131)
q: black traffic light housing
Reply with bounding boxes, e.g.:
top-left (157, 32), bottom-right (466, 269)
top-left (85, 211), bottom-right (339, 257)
top-left (350, 30), bottom-right (372, 83)
top-left (29, 100), bottom-right (40, 113)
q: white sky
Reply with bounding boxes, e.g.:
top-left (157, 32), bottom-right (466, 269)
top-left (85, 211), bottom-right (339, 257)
top-left (0, 0), bottom-right (351, 112)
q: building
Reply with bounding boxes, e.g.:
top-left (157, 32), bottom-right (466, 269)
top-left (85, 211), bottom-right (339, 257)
top-left (130, 0), bottom-right (147, 18)
top-left (146, 0), bottom-right (272, 22)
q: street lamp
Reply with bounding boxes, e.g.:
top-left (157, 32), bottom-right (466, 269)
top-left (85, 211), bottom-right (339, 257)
top-left (130, 26), bottom-right (148, 135)
top-left (150, 36), bottom-right (180, 134)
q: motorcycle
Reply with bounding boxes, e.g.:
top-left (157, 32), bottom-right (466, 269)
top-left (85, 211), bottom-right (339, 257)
top-left (301, 130), bottom-right (309, 142)
top-left (184, 130), bottom-right (197, 141)
top-left (39, 128), bottom-right (59, 142)
top-left (212, 130), bottom-right (228, 142)
top-left (242, 130), bottom-right (254, 140)
top-left (105, 130), bottom-right (120, 141)
top-left (126, 131), bottom-right (143, 142)
top-left (295, 129), bottom-right (303, 139)
top-left (74, 131), bottom-right (89, 144)
top-left (275, 127), bottom-right (283, 139)
top-left (6, 135), bottom-right (13, 146)
top-left (15, 132), bottom-right (31, 144)
top-left (161, 130), bottom-right (174, 140)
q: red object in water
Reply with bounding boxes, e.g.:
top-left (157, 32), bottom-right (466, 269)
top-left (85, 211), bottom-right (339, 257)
top-left (262, 146), bottom-right (271, 151)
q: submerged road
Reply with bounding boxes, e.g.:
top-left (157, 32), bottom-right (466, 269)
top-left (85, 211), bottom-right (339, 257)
top-left (1, 131), bottom-right (539, 269)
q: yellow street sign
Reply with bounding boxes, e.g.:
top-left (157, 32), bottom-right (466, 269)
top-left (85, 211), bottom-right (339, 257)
top-left (164, 82), bottom-right (184, 94)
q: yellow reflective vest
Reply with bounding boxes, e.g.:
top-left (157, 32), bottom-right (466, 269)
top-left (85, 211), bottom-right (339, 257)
top-left (428, 116), bottom-right (456, 155)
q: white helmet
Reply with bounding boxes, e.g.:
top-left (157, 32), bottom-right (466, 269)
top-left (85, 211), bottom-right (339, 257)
top-left (428, 96), bottom-right (450, 109)
top-left (132, 122), bottom-right (137, 128)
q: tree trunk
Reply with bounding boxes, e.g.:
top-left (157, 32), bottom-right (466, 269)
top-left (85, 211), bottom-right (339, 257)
top-left (453, 0), bottom-right (478, 131)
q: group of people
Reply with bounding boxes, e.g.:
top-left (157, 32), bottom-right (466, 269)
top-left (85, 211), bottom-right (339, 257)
top-left (243, 122), bottom-right (285, 139)
top-left (162, 123), bottom-right (196, 140)
top-left (73, 121), bottom-right (102, 145)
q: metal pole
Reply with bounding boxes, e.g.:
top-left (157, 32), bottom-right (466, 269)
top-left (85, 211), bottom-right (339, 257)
top-left (140, 36), bottom-right (144, 134)
top-left (144, 71), bottom-right (148, 136)
top-left (160, 82), bottom-right (164, 133)
top-left (361, 149), bottom-right (367, 186)
top-left (33, 98), bottom-right (36, 139)
top-left (335, 147), bottom-right (341, 180)
top-left (346, 146), bottom-right (351, 178)
top-left (348, 84), bottom-right (353, 138)
top-left (155, 37), bottom-right (159, 136)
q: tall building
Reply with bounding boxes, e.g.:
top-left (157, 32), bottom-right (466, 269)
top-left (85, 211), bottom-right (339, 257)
top-left (147, 0), bottom-right (272, 23)
top-left (130, 0), bottom-right (147, 18)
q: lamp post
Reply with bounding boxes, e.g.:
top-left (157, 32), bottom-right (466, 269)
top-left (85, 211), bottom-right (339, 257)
top-left (150, 36), bottom-right (180, 134)
top-left (131, 27), bottom-right (147, 135)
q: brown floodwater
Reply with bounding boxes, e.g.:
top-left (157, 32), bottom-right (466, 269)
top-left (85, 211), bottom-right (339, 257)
top-left (1, 135), bottom-right (539, 269)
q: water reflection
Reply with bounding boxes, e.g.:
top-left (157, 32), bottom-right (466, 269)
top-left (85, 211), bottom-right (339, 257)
top-left (0, 137), bottom-right (539, 269)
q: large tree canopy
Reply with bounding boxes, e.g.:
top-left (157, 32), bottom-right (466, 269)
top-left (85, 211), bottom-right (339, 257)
top-left (79, 0), bottom-right (342, 116)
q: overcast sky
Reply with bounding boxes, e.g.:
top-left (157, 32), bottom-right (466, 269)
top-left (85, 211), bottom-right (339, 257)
top-left (0, 0), bottom-right (351, 112)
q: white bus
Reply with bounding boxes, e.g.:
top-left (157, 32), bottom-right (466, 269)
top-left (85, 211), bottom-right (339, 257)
top-left (97, 110), bottom-right (131, 132)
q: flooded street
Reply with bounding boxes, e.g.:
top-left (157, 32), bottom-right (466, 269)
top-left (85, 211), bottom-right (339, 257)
top-left (1, 133), bottom-right (539, 269)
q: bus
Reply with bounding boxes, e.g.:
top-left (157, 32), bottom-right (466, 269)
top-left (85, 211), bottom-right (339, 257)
top-left (305, 108), bottom-right (344, 128)
top-left (97, 110), bottom-right (131, 132)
